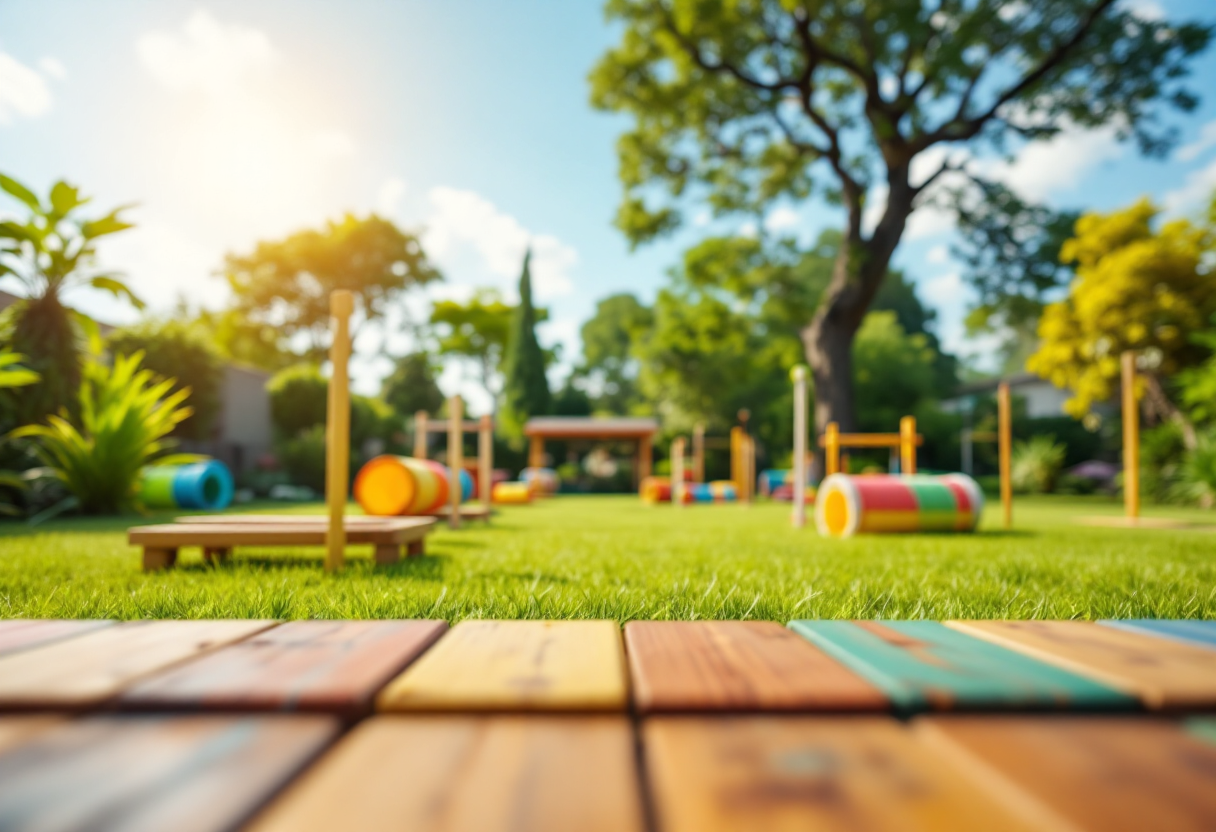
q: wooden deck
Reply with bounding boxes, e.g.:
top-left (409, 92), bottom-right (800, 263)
top-left (0, 618), bottom-right (1213, 831)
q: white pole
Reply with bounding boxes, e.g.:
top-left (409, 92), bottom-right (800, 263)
top-left (791, 366), bottom-right (807, 529)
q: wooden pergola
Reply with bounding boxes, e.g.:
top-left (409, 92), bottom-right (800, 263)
top-left (524, 417), bottom-right (659, 487)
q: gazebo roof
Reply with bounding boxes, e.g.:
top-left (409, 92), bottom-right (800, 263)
top-left (524, 417), bottom-right (658, 440)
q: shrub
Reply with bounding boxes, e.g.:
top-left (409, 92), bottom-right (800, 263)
top-left (276, 425), bottom-right (327, 493)
top-left (268, 363), bottom-right (397, 449)
top-left (13, 351), bottom-right (198, 514)
top-left (1010, 435), bottom-right (1067, 494)
top-left (1173, 432), bottom-right (1216, 508)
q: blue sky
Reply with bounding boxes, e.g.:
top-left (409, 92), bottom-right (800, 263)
top-left (2, 0), bottom-right (1215, 411)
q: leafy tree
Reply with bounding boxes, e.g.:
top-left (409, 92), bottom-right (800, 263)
top-left (552, 379), bottom-right (593, 416)
top-left (266, 363), bottom-right (394, 449)
top-left (0, 172), bottom-right (139, 424)
top-left (591, 0), bottom-right (1211, 435)
top-left (108, 319), bottom-right (225, 441)
top-left (1028, 197), bottom-right (1216, 447)
top-left (381, 352), bottom-right (446, 418)
top-left (852, 311), bottom-right (938, 433)
top-left (223, 214), bottom-right (440, 362)
top-left (579, 293), bottom-right (653, 414)
top-left (500, 250), bottom-right (551, 437)
top-left (429, 290), bottom-right (515, 407)
top-left (189, 306), bottom-right (299, 373)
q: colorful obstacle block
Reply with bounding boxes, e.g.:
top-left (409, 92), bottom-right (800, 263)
top-left (815, 473), bottom-right (983, 537)
top-left (354, 456), bottom-right (476, 517)
top-left (492, 481), bottom-right (533, 505)
top-left (521, 467), bottom-right (560, 496)
top-left (138, 460), bottom-right (234, 511)
top-left (771, 483), bottom-right (816, 503)
top-left (640, 475), bottom-right (672, 504)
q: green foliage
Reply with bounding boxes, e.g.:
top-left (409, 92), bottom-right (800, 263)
top-left (0, 349), bottom-right (38, 516)
top-left (108, 320), bottom-right (224, 441)
top-left (552, 380), bottom-right (593, 417)
top-left (429, 290), bottom-right (516, 404)
top-left (0, 172), bottom-right (139, 424)
top-left (1178, 322), bottom-right (1216, 426)
top-left (381, 352), bottom-right (445, 418)
top-left (853, 312), bottom-right (937, 433)
top-left (275, 425), bottom-right (328, 493)
top-left (187, 306), bottom-right (300, 373)
top-left (1011, 435), bottom-right (1068, 494)
top-left (1175, 432), bottom-right (1216, 508)
top-left (500, 251), bottom-right (551, 437)
top-left (266, 363), bottom-right (394, 450)
top-left (11, 351), bottom-right (196, 514)
top-left (578, 293), bottom-right (653, 413)
top-left (224, 214), bottom-right (441, 363)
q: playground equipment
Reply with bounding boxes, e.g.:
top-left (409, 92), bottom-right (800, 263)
top-left (413, 403), bottom-right (494, 527)
top-left (820, 417), bottom-right (923, 477)
top-left (961, 381), bottom-right (1014, 530)
top-left (790, 366), bottom-right (809, 527)
top-left (816, 473), bottom-right (984, 538)
top-left (1123, 351), bottom-right (1140, 521)
top-left (139, 461), bottom-right (234, 511)
top-left (353, 457), bottom-right (473, 517)
top-left (663, 437), bottom-right (739, 505)
top-left (492, 481), bottom-right (533, 505)
top-left (688, 413), bottom-right (756, 503)
top-left (521, 467), bottom-right (560, 497)
top-left (524, 417), bottom-right (658, 490)
top-left (640, 475), bottom-right (673, 504)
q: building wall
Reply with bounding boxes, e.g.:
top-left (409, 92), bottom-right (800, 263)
top-left (180, 364), bottom-right (273, 476)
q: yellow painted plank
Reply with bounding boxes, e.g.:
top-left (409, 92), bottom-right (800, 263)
top-left (0, 620), bottom-right (276, 709)
top-left (247, 716), bottom-right (644, 832)
top-left (948, 620), bottom-right (1216, 710)
top-left (376, 620), bottom-right (627, 711)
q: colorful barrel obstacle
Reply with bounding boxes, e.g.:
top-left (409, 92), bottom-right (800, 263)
top-left (492, 482), bottom-right (533, 505)
top-left (521, 467), bottom-right (559, 496)
top-left (353, 456), bottom-right (472, 517)
top-left (815, 473), bottom-right (983, 538)
top-left (139, 461), bottom-right (234, 511)
top-left (640, 476), bottom-right (739, 504)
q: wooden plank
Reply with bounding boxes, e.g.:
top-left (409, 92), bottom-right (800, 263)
top-left (644, 716), bottom-right (1038, 832)
top-left (0, 620), bottom-right (112, 656)
top-left (1185, 718), bottom-right (1216, 747)
top-left (0, 716), bottom-right (62, 755)
top-left (790, 620), bottom-right (1134, 712)
top-left (376, 620), bottom-right (627, 711)
top-left (180, 508), bottom-right (491, 522)
top-left (129, 518), bottom-right (434, 546)
top-left (0, 620), bottom-right (275, 709)
top-left (948, 620), bottom-right (1216, 710)
top-left (119, 620), bottom-right (448, 715)
top-left (917, 716), bottom-right (1216, 832)
top-left (0, 715), bottom-right (339, 832)
top-left (1100, 619), bottom-right (1216, 650)
top-left (247, 715), bottom-right (643, 832)
top-left (625, 621), bottom-right (887, 713)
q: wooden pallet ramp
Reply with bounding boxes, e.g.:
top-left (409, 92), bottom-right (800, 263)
top-left (119, 620), bottom-right (448, 715)
top-left (916, 716), bottom-right (1216, 832)
top-left (626, 620), bottom-right (887, 713)
top-left (247, 716), bottom-right (644, 832)
top-left (789, 621), bottom-right (1134, 712)
top-left (948, 620), bottom-right (1216, 711)
top-left (1100, 619), bottom-right (1216, 650)
top-left (0, 715), bottom-right (339, 832)
top-left (0, 620), bottom-right (112, 657)
top-left (376, 620), bottom-right (628, 712)
top-left (644, 716), bottom-right (1040, 832)
top-left (0, 620), bottom-right (274, 710)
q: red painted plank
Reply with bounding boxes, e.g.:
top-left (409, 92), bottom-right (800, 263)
top-left (120, 620), bottom-right (447, 715)
top-left (626, 621), bottom-right (887, 713)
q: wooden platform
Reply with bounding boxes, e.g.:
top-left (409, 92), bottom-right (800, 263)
top-left (0, 617), bottom-right (1212, 831)
top-left (128, 516), bottom-right (435, 570)
top-left (178, 506), bottom-right (494, 524)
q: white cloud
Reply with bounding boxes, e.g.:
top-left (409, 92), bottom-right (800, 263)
top-left (763, 206), bottom-right (800, 233)
top-left (739, 220), bottom-right (759, 238)
top-left (926, 244), bottom-right (950, 265)
top-left (423, 187), bottom-right (576, 300)
top-left (1122, 0), bottom-right (1165, 21)
top-left (692, 209), bottom-right (712, 227)
top-left (0, 51), bottom-right (53, 123)
top-left (376, 177), bottom-right (407, 217)
top-left (138, 10), bottom-right (276, 96)
top-left (920, 272), bottom-right (963, 307)
top-left (984, 125), bottom-right (1123, 202)
top-left (37, 56), bottom-right (67, 80)
top-left (310, 129), bottom-right (356, 160)
top-left (1163, 156), bottom-right (1216, 216)
top-left (1177, 120), bottom-right (1216, 163)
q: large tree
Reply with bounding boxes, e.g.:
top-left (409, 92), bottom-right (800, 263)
top-left (579, 293), bottom-right (654, 414)
top-left (591, 0), bottom-right (1211, 433)
top-left (500, 250), bottom-right (551, 438)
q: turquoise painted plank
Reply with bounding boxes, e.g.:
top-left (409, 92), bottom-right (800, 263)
top-left (1100, 619), bottom-right (1216, 651)
top-left (1185, 718), bottom-right (1216, 748)
top-left (788, 620), bottom-right (1137, 712)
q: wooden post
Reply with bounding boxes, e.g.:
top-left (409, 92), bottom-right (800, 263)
top-left (1122, 352), bottom-right (1140, 521)
top-left (791, 366), bottom-right (807, 528)
top-left (528, 435), bottom-right (544, 469)
top-left (638, 434), bottom-right (653, 483)
top-left (325, 290), bottom-right (354, 572)
top-left (479, 415), bottom-right (493, 511)
top-left (998, 382), bottom-right (1013, 529)
top-left (730, 427), bottom-right (742, 493)
top-left (900, 415), bottom-right (917, 475)
top-left (743, 434), bottom-right (756, 504)
top-left (672, 437), bottom-right (686, 507)
top-left (692, 423), bottom-right (705, 483)
top-left (447, 395), bottom-right (463, 530)
top-left (413, 411), bottom-right (428, 459)
top-left (824, 422), bottom-right (840, 476)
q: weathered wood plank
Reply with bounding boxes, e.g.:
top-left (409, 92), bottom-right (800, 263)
top-left (1100, 619), bottom-right (1216, 651)
top-left (644, 716), bottom-right (1038, 832)
top-left (0, 715), bottom-right (339, 832)
top-left (119, 620), bottom-right (447, 715)
top-left (917, 716), bottom-right (1216, 832)
top-left (0, 717), bottom-right (62, 755)
top-left (626, 620), bottom-right (887, 713)
top-left (790, 620), bottom-right (1134, 712)
top-left (0, 620), bottom-right (276, 709)
top-left (129, 518), bottom-right (434, 547)
top-left (948, 620), bottom-right (1216, 710)
top-left (247, 716), bottom-right (644, 832)
top-left (0, 620), bottom-right (112, 657)
top-left (376, 620), bottom-right (627, 712)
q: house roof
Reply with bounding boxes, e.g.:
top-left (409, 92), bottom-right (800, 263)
top-left (524, 416), bottom-right (658, 439)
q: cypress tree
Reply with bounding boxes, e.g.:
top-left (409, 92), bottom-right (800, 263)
top-left (501, 249), bottom-right (550, 438)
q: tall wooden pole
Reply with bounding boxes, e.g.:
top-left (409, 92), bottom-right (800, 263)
top-left (448, 395), bottom-right (463, 530)
top-left (1122, 352), bottom-right (1140, 521)
top-left (824, 422), bottom-right (840, 476)
top-left (692, 423), bottom-right (705, 483)
top-left (791, 366), bottom-right (807, 528)
top-left (998, 382), bottom-right (1013, 530)
top-left (414, 411), bottom-right (428, 459)
top-left (479, 415), bottom-right (493, 512)
top-left (899, 416), bottom-right (918, 475)
top-left (672, 437), bottom-right (686, 507)
top-left (325, 290), bottom-right (354, 572)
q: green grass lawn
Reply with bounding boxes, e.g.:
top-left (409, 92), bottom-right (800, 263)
top-left (1, 495), bottom-right (1214, 621)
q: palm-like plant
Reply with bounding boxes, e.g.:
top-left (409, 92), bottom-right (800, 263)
top-left (1010, 435), bottom-right (1068, 494)
top-left (0, 172), bottom-right (141, 425)
top-left (0, 349), bottom-right (39, 515)
top-left (13, 351), bottom-right (197, 515)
